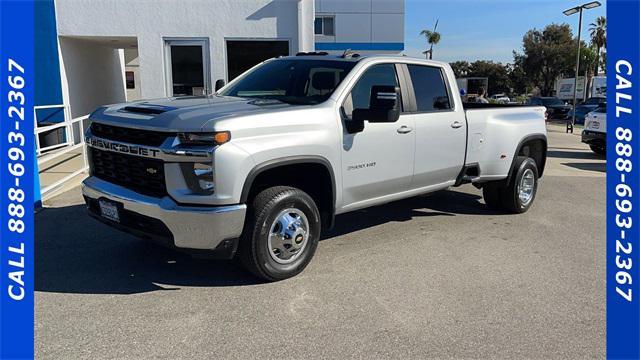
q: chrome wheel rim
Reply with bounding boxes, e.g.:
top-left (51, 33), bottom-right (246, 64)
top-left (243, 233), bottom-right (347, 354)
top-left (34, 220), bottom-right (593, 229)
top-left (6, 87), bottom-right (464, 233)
top-left (267, 208), bottom-right (309, 264)
top-left (518, 169), bottom-right (535, 206)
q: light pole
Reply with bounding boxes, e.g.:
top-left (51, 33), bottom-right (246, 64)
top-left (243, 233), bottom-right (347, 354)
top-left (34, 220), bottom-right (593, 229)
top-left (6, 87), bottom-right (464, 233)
top-left (563, 1), bottom-right (601, 134)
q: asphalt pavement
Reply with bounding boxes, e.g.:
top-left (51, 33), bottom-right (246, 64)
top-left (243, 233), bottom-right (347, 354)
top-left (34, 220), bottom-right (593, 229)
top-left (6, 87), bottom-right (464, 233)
top-left (35, 124), bottom-right (606, 359)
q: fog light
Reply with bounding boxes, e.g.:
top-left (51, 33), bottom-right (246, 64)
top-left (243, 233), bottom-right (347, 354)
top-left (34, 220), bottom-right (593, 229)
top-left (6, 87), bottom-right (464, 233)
top-left (180, 162), bottom-right (215, 194)
top-left (194, 163), bottom-right (214, 191)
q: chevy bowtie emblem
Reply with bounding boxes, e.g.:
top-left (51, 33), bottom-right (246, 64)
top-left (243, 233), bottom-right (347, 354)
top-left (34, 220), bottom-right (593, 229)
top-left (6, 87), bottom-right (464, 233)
top-left (146, 168), bottom-right (158, 174)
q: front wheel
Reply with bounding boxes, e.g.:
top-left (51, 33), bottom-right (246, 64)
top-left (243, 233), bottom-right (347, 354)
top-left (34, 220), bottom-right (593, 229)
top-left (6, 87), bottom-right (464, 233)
top-left (239, 186), bottom-right (320, 281)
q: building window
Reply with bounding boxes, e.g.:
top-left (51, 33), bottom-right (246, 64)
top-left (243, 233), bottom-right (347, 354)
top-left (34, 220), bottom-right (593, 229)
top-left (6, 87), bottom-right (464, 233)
top-left (225, 40), bottom-right (289, 81)
top-left (314, 16), bottom-right (335, 36)
top-left (125, 71), bottom-right (135, 89)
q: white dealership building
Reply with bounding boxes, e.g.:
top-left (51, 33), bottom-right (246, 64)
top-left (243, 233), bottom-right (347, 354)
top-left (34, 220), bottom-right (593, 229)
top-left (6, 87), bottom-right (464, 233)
top-left (44, 0), bottom-right (405, 119)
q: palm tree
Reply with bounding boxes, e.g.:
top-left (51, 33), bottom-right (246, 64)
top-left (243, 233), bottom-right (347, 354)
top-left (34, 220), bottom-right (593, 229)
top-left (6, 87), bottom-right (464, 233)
top-left (589, 16), bottom-right (606, 75)
top-left (420, 20), bottom-right (441, 60)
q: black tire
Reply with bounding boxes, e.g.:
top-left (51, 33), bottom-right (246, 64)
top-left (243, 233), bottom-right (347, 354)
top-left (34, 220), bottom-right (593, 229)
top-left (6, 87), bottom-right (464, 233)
top-left (590, 144), bottom-right (606, 156)
top-left (239, 186), bottom-right (321, 281)
top-left (482, 156), bottom-right (539, 214)
top-left (500, 156), bottom-right (539, 213)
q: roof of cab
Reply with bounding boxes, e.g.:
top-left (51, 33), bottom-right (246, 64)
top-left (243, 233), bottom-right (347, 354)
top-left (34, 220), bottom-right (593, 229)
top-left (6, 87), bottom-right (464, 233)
top-left (275, 53), bottom-right (447, 67)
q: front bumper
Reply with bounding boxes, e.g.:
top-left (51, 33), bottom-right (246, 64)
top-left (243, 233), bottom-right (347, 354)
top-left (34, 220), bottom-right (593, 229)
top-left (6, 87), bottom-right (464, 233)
top-left (82, 176), bottom-right (246, 257)
top-left (582, 130), bottom-right (606, 146)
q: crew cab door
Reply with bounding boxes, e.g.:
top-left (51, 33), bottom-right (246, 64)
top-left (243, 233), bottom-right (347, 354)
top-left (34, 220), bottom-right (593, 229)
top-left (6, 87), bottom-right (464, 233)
top-left (402, 64), bottom-right (466, 188)
top-left (340, 63), bottom-right (415, 208)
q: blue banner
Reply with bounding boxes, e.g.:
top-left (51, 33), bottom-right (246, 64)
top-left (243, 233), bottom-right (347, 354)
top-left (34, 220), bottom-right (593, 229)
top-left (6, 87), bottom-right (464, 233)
top-left (0, 0), bottom-right (35, 359)
top-left (607, 0), bottom-right (640, 359)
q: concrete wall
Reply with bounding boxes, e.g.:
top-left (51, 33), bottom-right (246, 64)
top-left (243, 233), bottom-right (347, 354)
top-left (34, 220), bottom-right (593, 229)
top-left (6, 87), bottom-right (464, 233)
top-left (54, 0), bottom-right (314, 99)
top-left (314, 0), bottom-right (404, 52)
top-left (58, 38), bottom-right (126, 118)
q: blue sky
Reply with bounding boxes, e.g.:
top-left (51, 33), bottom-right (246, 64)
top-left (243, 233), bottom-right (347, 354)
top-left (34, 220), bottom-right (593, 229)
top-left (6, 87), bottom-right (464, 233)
top-left (403, 0), bottom-right (607, 64)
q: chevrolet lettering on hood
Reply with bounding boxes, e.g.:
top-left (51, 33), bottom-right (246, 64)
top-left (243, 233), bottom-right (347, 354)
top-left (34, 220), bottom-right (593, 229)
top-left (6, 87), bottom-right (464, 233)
top-left (88, 136), bottom-right (161, 158)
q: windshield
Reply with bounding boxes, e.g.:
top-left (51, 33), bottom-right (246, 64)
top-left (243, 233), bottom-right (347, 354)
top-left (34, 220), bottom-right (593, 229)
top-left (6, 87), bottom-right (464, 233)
top-left (219, 59), bottom-right (357, 105)
top-left (542, 98), bottom-right (563, 106)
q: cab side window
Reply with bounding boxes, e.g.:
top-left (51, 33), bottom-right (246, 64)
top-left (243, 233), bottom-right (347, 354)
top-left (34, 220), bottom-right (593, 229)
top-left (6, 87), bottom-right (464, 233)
top-left (406, 64), bottom-right (451, 111)
top-left (343, 64), bottom-right (400, 118)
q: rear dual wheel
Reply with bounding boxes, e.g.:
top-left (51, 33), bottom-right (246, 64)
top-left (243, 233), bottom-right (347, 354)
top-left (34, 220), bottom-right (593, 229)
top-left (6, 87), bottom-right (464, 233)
top-left (483, 156), bottom-right (539, 214)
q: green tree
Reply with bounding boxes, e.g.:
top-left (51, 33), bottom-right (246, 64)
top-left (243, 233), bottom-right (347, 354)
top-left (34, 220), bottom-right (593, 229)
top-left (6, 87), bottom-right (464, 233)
top-left (579, 46), bottom-right (596, 77)
top-left (449, 60), bottom-right (512, 95)
top-left (589, 16), bottom-right (606, 75)
top-left (509, 52), bottom-right (530, 95)
top-left (516, 24), bottom-right (576, 96)
top-left (468, 61), bottom-right (512, 95)
top-left (449, 61), bottom-right (470, 78)
top-left (420, 20), bottom-right (441, 60)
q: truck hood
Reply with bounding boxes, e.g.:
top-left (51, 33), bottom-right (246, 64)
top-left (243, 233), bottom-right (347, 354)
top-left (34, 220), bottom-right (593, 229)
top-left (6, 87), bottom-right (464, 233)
top-left (89, 95), bottom-right (302, 132)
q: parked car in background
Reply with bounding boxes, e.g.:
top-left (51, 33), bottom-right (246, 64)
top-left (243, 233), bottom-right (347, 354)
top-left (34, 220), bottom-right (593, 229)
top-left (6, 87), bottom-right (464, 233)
top-left (582, 103), bottom-right (606, 155)
top-left (567, 97), bottom-right (606, 125)
top-left (527, 97), bottom-right (572, 120)
top-left (489, 93), bottom-right (510, 103)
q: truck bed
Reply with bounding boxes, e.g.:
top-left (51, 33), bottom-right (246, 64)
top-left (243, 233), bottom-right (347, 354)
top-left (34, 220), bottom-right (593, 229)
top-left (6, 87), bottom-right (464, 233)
top-left (462, 103), bottom-right (547, 181)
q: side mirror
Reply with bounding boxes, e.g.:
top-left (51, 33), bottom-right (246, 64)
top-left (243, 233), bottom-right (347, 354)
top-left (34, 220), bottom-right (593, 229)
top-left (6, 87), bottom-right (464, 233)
top-left (215, 79), bottom-right (226, 92)
top-left (342, 107), bottom-right (365, 134)
top-left (353, 85), bottom-right (401, 123)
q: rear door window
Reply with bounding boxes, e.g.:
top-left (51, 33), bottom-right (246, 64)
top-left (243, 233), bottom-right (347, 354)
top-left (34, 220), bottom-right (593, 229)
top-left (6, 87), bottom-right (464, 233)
top-left (406, 65), bottom-right (451, 112)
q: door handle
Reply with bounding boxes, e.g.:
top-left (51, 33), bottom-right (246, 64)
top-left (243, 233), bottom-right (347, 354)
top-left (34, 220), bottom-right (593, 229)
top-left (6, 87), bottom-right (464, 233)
top-left (397, 126), bottom-right (413, 134)
top-left (451, 121), bottom-right (463, 129)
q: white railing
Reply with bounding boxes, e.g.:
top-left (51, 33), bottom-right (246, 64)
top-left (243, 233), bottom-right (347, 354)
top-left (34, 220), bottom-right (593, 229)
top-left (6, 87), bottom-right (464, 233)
top-left (34, 105), bottom-right (89, 198)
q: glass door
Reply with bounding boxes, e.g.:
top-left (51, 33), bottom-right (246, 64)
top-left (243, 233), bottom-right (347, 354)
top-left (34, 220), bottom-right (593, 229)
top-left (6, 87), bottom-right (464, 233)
top-left (164, 38), bottom-right (210, 96)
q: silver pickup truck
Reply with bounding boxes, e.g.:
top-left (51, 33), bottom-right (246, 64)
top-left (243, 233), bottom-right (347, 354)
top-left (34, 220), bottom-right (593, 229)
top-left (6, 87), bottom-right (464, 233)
top-left (82, 54), bottom-right (547, 281)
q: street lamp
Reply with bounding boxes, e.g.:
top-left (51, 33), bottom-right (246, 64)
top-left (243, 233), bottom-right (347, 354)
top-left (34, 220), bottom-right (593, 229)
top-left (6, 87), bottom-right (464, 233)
top-left (563, 1), bottom-right (601, 134)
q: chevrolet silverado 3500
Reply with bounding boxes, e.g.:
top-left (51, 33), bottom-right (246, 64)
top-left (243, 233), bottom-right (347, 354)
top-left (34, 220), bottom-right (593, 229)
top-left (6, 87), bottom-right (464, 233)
top-left (82, 54), bottom-right (547, 281)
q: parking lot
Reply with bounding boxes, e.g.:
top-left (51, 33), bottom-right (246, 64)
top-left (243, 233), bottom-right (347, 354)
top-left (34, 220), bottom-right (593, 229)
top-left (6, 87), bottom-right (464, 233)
top-left (36, 124), bottom-right (605, 359)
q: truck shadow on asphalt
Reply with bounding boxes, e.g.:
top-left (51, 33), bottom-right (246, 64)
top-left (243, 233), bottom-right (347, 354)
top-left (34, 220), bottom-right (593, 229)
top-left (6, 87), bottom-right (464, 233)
top-left (561, 162), bottom-right (606, 173)
top-left (322, 190), bottom-right (493, 240)
top-left (547, 149), bottom-right (605, 160)
top-left (35, 190), bottom-right (493, 295)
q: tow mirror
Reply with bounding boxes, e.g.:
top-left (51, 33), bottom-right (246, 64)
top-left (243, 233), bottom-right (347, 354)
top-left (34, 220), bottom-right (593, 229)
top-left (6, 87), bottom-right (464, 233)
top-left (215, 79), bottom-right (225, 92)
top-left (342, 107), bottom-right (365, 134)
top-left (353, 85), bottom-right (401, 123)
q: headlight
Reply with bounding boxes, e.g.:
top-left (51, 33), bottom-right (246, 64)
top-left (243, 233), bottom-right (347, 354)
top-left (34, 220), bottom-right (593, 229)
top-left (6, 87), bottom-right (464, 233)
top-left (178, 131), bottom-right (231, 146)
top-left (180, 162), bottom-right (214, 194)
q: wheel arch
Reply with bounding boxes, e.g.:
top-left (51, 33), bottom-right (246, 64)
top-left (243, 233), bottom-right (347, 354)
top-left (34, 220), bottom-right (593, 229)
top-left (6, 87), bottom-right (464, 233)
top-left (240, 156), bottom-right (337, 229)
top-left (506, 134), bottom-right (547, 184)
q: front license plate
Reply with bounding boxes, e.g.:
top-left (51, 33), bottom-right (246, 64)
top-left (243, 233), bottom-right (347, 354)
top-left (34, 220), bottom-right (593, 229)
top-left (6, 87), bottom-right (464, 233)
top-left (99, 199), bottom-right (120, 223)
